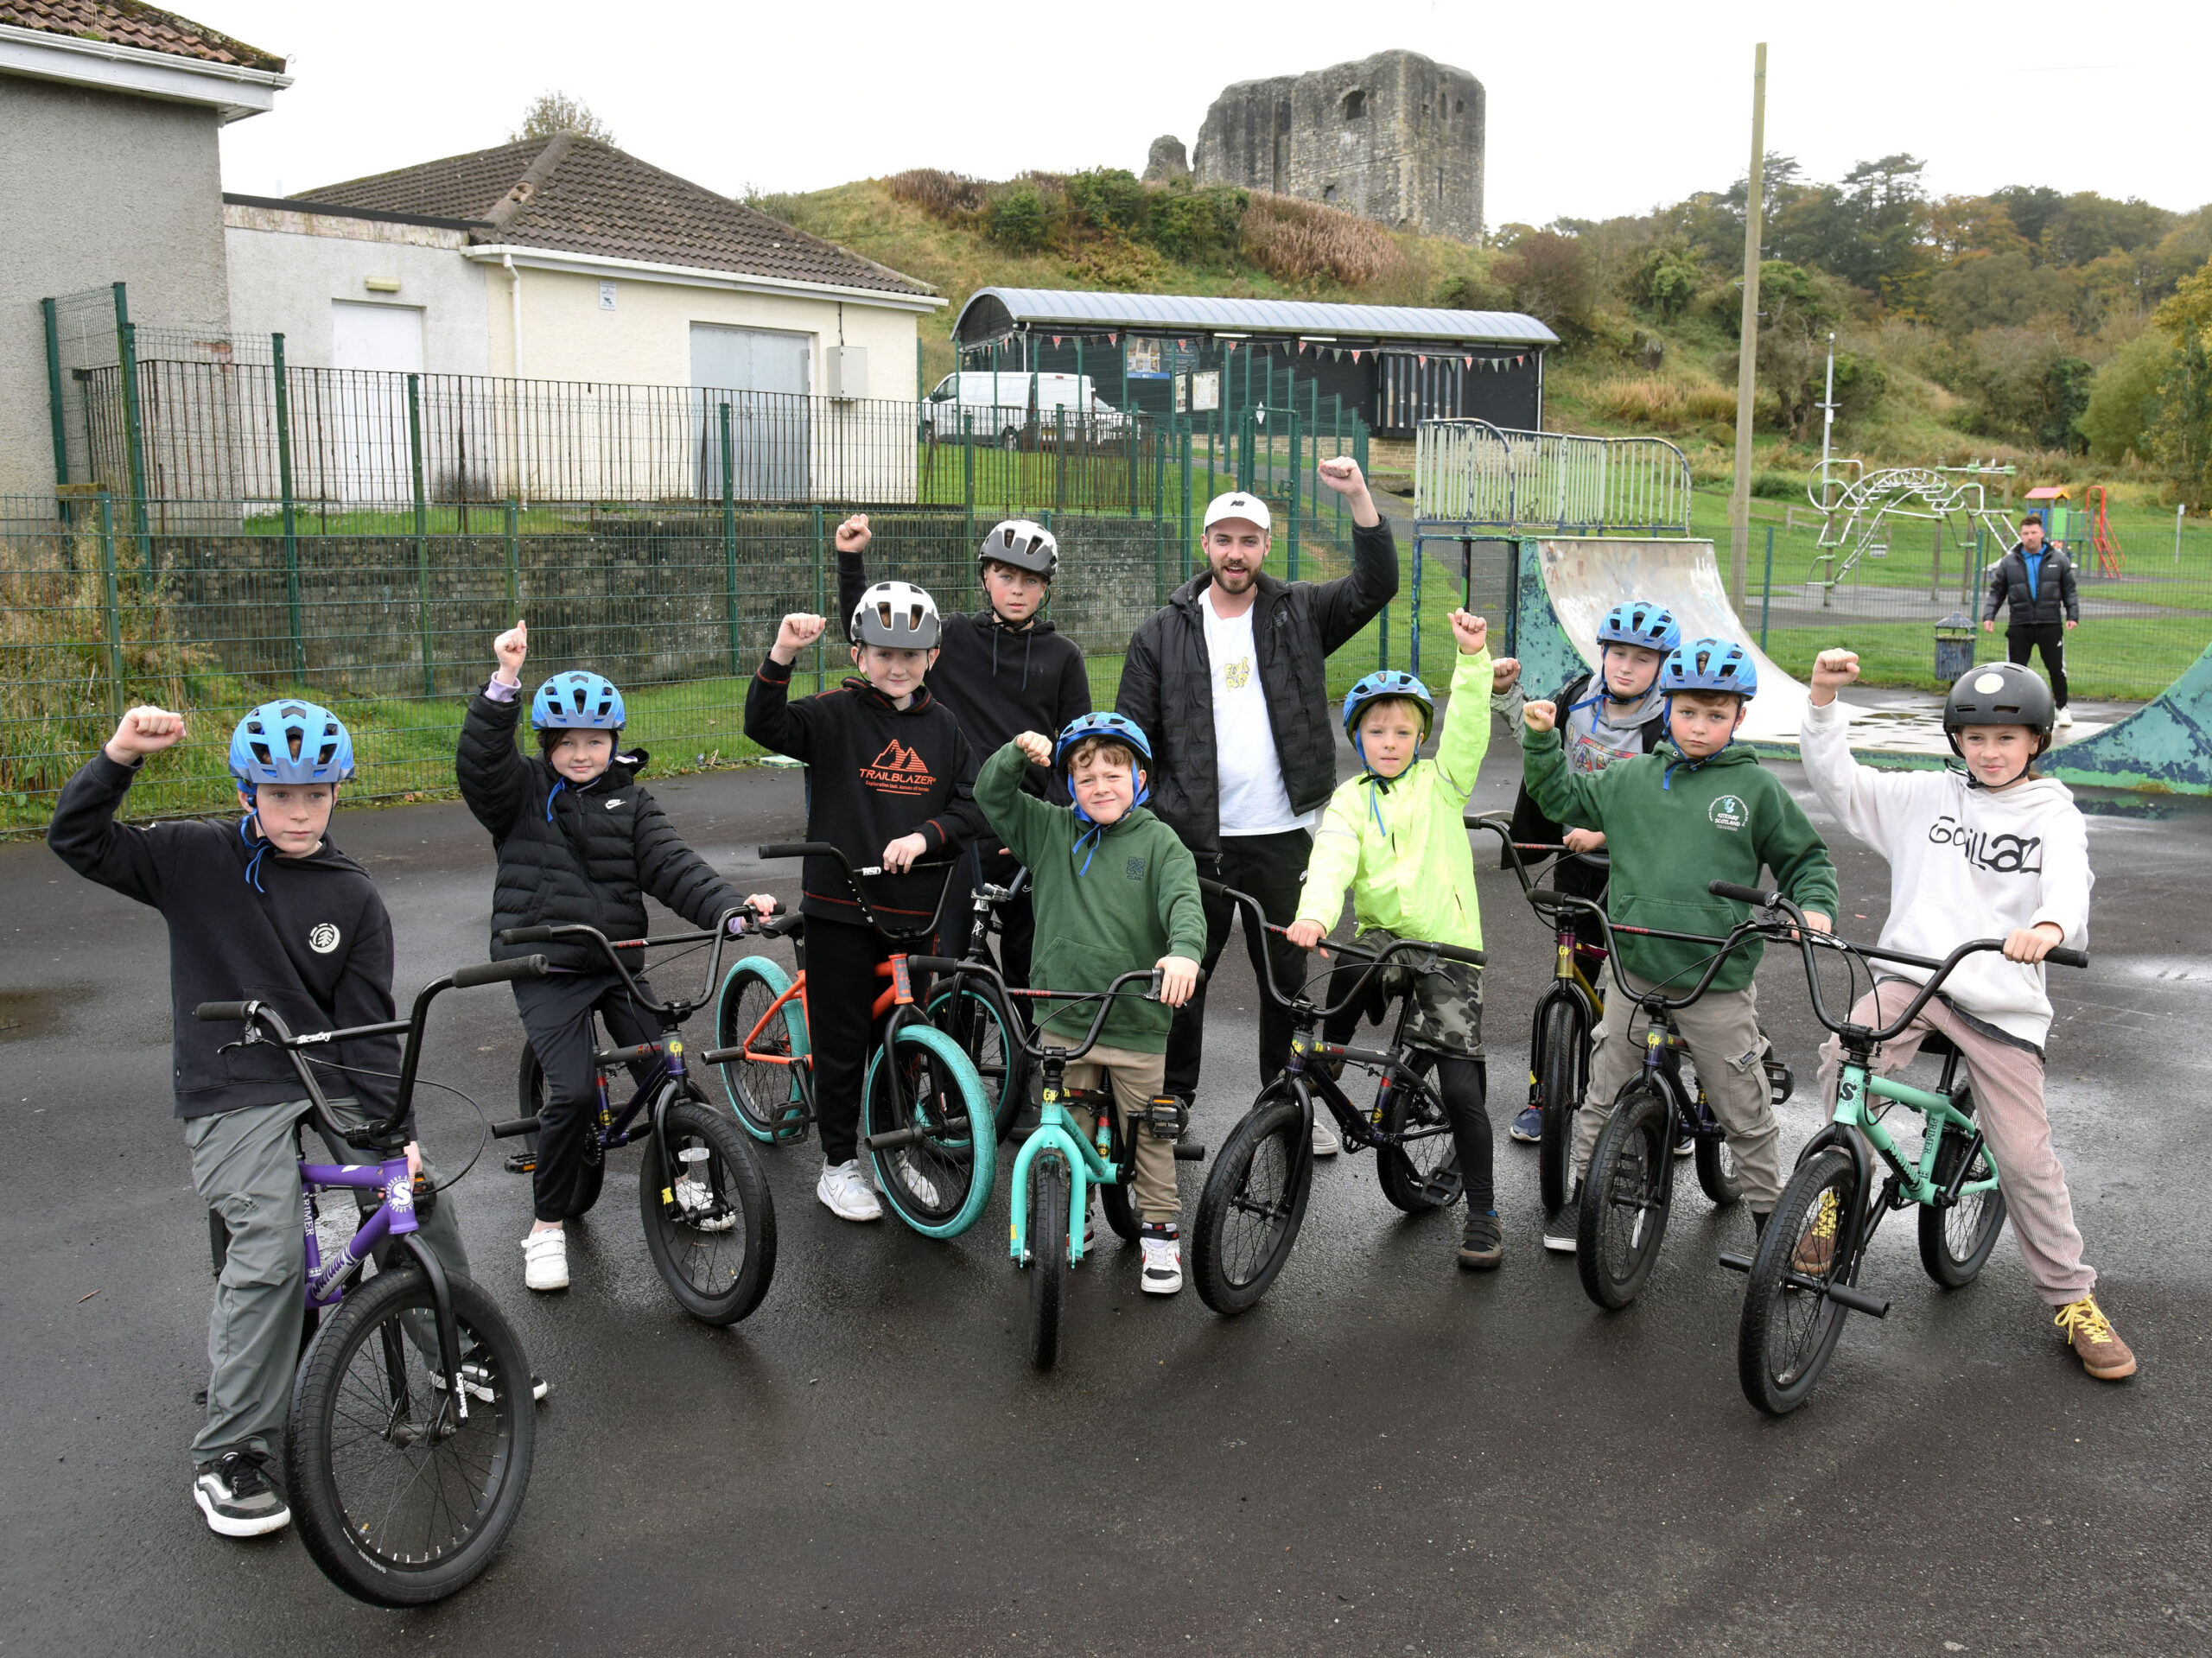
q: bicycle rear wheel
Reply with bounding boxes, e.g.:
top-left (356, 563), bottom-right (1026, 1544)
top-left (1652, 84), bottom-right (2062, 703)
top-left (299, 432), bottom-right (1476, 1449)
top-left (715, 959), bottom-right (810, 1145)
top-left (1026, 1153), bottom-right (1070, 1370)
top-left (517, 1043), bottom-right (603, 1218)
top-left (861, 1024), bottom-right (995, 1238)
top-left (1192, 1091), bottom-right (1312, 1315)
top-left (1536, 999), bottom-right (1585, 1216)
top-left (1686, 1070), bottom-right (1742, 1208)
top-left (1918, 1095), bottom-right (2006, 1287)
top-left (1739, 1147), bottom-right (1859, 1416)
top-left (1577, 1083), bottom-right (1673, 1309)
top-left (287, 1265), bottom-right (533, 1607)
top-left (927, 981), bottom-right (1027, 1142)
top-left (639, 1093), bottom-right (778, 1324)
top-left (1376, 1053), bottom-right (1462, 1213)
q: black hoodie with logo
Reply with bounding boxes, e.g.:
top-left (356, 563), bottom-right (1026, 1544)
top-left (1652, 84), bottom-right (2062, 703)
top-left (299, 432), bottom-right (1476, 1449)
top-left (744, 656), bottom-right (988, 926)
top-left (48, 753), bottom-right (404, 1122)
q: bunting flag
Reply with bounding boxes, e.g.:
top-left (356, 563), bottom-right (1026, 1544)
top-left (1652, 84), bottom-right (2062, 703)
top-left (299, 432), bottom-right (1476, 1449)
top-left (1516, 355), bottom-right (1526, 366)
top-left (1177, 339), bottom-right (1188, 349)
top-left (1108, 334), bottom-right (1118, 345)
top-left (1418, 355), bottom-right (1428, 367)
top-left (1052, 335), bottom-right (1062, 346)
top-left (1464, 355), bottom-right (1474, 368)
top-left (1351, 350), bottom-right (1362, 363)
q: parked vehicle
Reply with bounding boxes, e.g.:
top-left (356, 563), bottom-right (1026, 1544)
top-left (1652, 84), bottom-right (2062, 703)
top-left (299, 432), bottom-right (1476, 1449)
top-left (923, 372), bottom-right (1132, 447)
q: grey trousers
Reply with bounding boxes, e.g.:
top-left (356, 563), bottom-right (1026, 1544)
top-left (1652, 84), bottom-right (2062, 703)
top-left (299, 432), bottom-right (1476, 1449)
top-left (185, 1096), bottom-right (470, 1469)
top-left (1571, 974), bottom-right (1784, 1213)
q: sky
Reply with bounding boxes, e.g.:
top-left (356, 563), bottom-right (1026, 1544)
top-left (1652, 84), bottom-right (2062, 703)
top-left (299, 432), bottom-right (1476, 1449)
top-left (207, 0), bottom-right (2209, 227)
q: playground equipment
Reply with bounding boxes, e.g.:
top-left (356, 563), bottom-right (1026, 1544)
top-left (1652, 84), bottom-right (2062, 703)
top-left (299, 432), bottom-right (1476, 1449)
top-left (2088, 483), bottom-right (2125, 577)
top-left (1806, 461), bottom-right (2018, 606)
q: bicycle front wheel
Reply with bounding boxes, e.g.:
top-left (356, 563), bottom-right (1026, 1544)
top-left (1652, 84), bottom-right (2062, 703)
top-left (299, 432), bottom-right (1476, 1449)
top-left (1739, 1147), bottom-right (1859, 1416)
top-left (1918, 1095), bottom-right (2006, 1287)
top-left (861, 1024), bottom-right (995, 1238)
top-left (639, 1094), bottom-right (778, 1324)
top-left (1537, 999), bottom-right (1585, 1216)
top-left (1027, 1152), bottom-right (1070, 1371)
top-left (715, 958), bottom-right (810, 1145)
top-left (1376, 1053), bottom-right (1462, 1213)
top-left (287, 1265), bottom-right (533, 1607)
top-left (1192, 1091), bottom-right (1312, 1315)
top-left (926, 981), bottom-right (1027, 1141)
top-left (1577, 1082), bottom-right (1673, 1309)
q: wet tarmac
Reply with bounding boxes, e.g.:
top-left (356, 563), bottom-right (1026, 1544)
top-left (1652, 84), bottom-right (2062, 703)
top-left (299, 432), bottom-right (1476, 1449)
top-left (3, 738), bottom-right (2207, 1655)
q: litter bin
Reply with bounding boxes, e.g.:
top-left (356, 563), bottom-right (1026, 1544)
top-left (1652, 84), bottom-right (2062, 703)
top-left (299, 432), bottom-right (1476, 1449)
top-left (1935, 613), bottom-right (1977, 682)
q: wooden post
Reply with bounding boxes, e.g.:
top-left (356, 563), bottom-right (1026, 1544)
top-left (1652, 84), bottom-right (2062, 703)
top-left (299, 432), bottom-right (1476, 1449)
top-left (1727, 42), bottom-right (1769, 613)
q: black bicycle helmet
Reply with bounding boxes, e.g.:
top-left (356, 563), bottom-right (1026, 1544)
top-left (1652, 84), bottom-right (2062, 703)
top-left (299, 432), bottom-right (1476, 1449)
top-left (1943, 662), bottom-right (2056, 759)
top-left (979, 518), bottom-right (1058, 581)
top-left (849, 581), bottom-right (943, 650)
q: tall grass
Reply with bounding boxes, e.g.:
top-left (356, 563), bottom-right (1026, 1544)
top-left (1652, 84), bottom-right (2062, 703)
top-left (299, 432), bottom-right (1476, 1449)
top-left (1594, 376), bottom-right (1738, 427)
top-left (1239, 192), bottom-right (1410, 289)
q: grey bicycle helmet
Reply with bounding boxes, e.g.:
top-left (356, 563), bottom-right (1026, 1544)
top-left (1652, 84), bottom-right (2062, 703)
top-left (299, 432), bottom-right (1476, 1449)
top-left (1943, 662), bottom-right (2056, 758)
top-left (849, 580), bottom-right (943, 650)
top-left (979, 518), bottom-right (1058, 581)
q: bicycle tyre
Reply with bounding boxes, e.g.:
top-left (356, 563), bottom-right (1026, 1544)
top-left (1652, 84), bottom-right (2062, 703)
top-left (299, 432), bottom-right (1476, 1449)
top-left (516, 1043), bottom-right (604, 1218)
top-left (1688, 1070), bottom-right (1742, 1208)
top-left (1027, 1153), bottom-right (1070, 1370)
top-left (861, 1023), bottom-right (995, 1239)
top-left (1192, 1090), bottom-right (1312, 1316)
top-left (926, 981), bottom-right (1027, 1142)
top-left (1917, 1094), bottom-right (2006, 1287)
top-left (287, 1265), bottom-right (533, 1607)
top-left (1537, 999), bottom-right (1585, 1216)
top-left (1376, 1053), bottom-right (1463, 1213)
top-left (639, 1092), bottom-right (778, 1324)
top-left (1738, 1147), bottom-right (1859, 1416)
top-left (1577, 1082), bottom-right (1674, 1309)
top-left (1099, 1173), bottom-right (1141, 1243)
top-left (715, 958), bottom-right (810, 1145)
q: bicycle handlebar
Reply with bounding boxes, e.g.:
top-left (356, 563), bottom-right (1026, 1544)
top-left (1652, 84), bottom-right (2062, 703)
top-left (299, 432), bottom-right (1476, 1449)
top-left (1195, 877), bottom-right (1485, 1020)
top-left (912, 956), bottom-right (1199, 1064)
top-left (452, 956), bottom-right (555, 990)
top-left (757, 841), bottom-right (964, 943)
top-left (493, 905), bottom-right (760, 1017)
top-left (1464, 814), bottom-right (1609, 912)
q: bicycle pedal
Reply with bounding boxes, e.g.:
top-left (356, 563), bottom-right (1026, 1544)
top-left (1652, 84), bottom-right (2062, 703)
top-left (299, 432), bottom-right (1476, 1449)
top-left (503, 1151), bottom-right (537, 1175)
top-left (1764, 1061), bottom-right (1796, 1105)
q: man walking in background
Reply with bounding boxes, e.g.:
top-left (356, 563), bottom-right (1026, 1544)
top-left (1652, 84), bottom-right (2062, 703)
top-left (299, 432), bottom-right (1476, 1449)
top-left (1116, 459), bottom-right (1397, 1153)
top-left (1984, 512), bottom-right (2080, 727)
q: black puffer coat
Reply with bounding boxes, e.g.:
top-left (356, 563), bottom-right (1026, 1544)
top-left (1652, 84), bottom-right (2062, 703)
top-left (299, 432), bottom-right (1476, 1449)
top-left (1114, 518), bottom-right (1398, 857)
top-left (1983, 542), bottom-right (2080, 628)
top-left (456, 685), bottom-right (746, 970)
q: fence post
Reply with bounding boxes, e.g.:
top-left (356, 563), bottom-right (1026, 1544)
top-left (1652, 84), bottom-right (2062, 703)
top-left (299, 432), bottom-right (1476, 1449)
top-left (810, 504), bottom-right (826, 689)
top-left (720, 402), bottom-right (741, 677)
top-left (1408, 522), bottom-right (1422, 677)
top-left (1179, 417), bottom-right (1193, 584)
top-left (504, 499), bottom-right (520, 618)
top-left (1760, 524), bottom-right (1775, 651)
top-left (113, 286), bottom-right (149, 561)
top-left (41, 297), bottom-right (69, 521)
top-left (962, 410), bottom-right (976, 558)
top-left (271, 333), bottom-right (305, 684)
top-left (1054, 404), bottom-right (1066, 511)
top-left (97, 491), bottom-right (126, 717)
top-left (409, 372), bottom-right (434, 698)
top-left (1287, 407), bottom-right (1301, 581)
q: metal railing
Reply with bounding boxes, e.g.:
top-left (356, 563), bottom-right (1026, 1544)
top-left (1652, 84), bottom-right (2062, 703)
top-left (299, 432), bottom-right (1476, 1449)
top-left (1414, 420), bottom-right (1694, 536)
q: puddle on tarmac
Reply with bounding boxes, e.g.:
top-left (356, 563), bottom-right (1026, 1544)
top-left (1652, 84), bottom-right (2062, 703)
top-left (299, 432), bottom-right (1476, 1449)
top-left (0, 988), bottom-right (65, 1041)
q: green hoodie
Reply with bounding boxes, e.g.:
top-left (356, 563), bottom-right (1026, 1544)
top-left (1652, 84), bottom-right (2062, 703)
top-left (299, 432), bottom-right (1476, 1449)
top-left (976, 741), bottom-right (1206, 1052)
top-left (1521, 729), bottom-right (1838, 994)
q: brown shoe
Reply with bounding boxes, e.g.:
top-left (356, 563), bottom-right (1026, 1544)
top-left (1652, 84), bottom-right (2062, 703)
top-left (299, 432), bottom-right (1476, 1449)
top-left (2055, 1295), bottom-right (2137, 1381)
top-left (1790, 1188), bottom-right (1840, 1275)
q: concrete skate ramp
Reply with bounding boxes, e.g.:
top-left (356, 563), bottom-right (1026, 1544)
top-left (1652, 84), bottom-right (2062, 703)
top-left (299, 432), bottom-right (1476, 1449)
top-left (2046, 642), bottom-right (2212, 793)
top-left (1514, 537), bottom-right (1809, 744)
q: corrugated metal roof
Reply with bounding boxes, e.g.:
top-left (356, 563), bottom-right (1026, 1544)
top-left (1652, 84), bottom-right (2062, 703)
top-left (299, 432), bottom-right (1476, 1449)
top-left (957, 289), bottom-right (1557, 347)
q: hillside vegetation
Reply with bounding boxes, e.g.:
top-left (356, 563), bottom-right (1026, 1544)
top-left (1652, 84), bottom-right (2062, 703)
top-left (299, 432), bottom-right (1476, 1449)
top-left (759, 160), bottom-right (2212, 512)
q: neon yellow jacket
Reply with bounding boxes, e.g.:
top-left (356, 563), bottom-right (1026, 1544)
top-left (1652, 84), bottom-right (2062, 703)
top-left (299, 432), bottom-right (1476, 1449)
top-left (1296, 647), bottom-right (1493, 952)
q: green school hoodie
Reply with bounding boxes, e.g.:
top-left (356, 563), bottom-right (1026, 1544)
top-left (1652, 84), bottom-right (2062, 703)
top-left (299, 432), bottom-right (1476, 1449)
top-left (1521, 728), bottom-right (1838, 994)
top-left (976, 741), bottom-right (1207, 1052)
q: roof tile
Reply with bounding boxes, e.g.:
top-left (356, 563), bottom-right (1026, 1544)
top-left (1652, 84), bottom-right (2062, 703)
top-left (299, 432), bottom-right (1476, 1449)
top-left (0, 1), bottom-right (283, 71)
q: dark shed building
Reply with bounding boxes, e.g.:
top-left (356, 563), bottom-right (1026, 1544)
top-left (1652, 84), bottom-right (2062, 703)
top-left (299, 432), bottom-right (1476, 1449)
top-left (950, 289), bottom-right (1555, 438)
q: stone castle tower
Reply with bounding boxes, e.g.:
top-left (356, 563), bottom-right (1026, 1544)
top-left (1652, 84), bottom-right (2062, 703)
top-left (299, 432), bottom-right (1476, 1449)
top-left (1191, 50), bottom-right (1484, 244)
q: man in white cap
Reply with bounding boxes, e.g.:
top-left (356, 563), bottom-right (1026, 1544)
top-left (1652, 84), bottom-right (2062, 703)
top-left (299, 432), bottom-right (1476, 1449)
top-left (1116, 459), bottom-right (1397, 1148)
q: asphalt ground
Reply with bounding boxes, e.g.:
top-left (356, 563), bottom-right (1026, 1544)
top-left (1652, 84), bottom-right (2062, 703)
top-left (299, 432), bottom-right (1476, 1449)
top-left (3, 721), bottom-right (2208, 1656)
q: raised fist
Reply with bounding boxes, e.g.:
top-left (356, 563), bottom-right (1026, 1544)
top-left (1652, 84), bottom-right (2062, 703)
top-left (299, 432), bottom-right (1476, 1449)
top-left (772, 613), bottom-right (827, 664)
top-left (834, 514), bottom-right (871, 556)
top-left (493, 618), bottom-right (528, 683)
top-left (1522, 699), bottom-right (1558, 734)
top-left (1447, 607), bottom-right (1489, 656)
top-left (105, 705), bottom-right (187, 764)
top-left (1014, 730), bottom-right (1054, 767)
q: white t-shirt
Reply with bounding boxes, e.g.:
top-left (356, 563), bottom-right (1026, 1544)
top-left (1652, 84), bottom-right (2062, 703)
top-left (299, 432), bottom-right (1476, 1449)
top-left (1201, 591), bottom-right (1312, 836)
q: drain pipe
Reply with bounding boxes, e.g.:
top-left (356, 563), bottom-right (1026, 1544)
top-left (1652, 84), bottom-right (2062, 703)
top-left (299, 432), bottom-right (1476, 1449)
top-left (503, 252), bottom-right (530, 508)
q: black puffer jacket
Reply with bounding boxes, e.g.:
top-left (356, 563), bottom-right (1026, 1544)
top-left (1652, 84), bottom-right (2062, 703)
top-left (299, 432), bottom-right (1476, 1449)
top-left (1983, 542), bottom-right (2080, 628)
top-left (1114, 518), bottom-right (1399, 857)
top-left (456, 685), bottom-right (746, 970)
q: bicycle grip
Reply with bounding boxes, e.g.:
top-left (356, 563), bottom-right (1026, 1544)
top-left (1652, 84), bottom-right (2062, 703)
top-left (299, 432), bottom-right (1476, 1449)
top-left (193, 1001), bottom-right (251, 1022)
top-left (905, 956), bottom-right (965, 975)
top-left (490, 1115), bottom-right (540, 1140)
top-left (759, 842), bottom-right (830, 860)
top-left (1173, 1140), bottom-right (1207, 1162)
top-left (1708, 880), bottom-right (1777, 907)
top-left (1197, 876), bottom-right (1230, 897)
top-left (1424, 942), bottom-right (1486, 969)
top-left (2046, 947), bottom-right (2089, 969)
top-left (454, 954), bottom-right (548, 988)
top-left (496, 926), bottom-right (555, 944)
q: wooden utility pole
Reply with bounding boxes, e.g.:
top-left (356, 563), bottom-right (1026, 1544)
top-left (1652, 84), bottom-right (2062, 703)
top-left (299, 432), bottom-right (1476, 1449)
top-left (1729, 42), bottom-right (1768, 613)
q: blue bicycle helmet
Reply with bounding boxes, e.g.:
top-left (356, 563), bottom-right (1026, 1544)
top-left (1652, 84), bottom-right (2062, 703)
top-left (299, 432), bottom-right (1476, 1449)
top-left (229, 700), bottom-right (354, 788)
top-left (531, 670), bottom-right (626, 730)
top-left (1597, 601), bottom-right (1681, 654)
top-left (1341, 670), bottom-right (1434, 741)
top-left (1660, 637), bottom-right (1758, 700)
top-left (1053, 711), bottom-right (1153, 772)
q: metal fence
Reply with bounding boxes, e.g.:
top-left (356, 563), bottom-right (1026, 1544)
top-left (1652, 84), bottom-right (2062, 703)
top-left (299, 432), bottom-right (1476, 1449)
top-left (1414, 420), bottom-right (1694, 536)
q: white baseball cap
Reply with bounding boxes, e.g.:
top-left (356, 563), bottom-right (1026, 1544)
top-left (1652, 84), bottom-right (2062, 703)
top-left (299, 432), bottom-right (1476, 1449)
top-left (1203, 492), bottom-right (1272, 534)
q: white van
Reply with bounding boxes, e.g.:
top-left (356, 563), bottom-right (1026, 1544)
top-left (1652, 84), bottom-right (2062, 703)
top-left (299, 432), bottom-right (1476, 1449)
top-left (923, 372), bottom-right (1132, 445)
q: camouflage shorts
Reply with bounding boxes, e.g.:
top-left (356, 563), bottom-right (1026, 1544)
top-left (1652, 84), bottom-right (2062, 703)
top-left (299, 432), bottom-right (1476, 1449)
top-left (1350, 927), bottom-right (1484, 1059)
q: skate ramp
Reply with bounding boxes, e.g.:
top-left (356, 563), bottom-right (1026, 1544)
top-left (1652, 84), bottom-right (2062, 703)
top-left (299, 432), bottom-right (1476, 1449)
top-left (2046, 642), bottom-right (2212, 793)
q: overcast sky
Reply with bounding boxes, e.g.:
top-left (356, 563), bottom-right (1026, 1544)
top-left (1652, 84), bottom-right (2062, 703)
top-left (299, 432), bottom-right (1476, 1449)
top-left (209, 0), bottom-right (2207, 227)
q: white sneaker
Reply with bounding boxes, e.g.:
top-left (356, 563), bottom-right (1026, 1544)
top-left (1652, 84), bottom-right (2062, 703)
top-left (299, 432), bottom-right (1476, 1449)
top-left (894, 1153), bottom-right (940, 1210)
top-left (192, 1451), bottom-right (289, 1538)
top-left (1311, 1115), bottom-right (1341, 1157)
top-left (817, 1159), bottom-right (883, 1222)
top-left (2056, 706), bottom-right (2075, 728)
top-left (1140, 1232), bottom-right (1183, 1294)
top-left (1542, 1187), bottom-right (1580, 1255)
top-left (521, 1228), bottom-right (569, 1291)
top-left (673, 1173), bottom-right (737, 1232)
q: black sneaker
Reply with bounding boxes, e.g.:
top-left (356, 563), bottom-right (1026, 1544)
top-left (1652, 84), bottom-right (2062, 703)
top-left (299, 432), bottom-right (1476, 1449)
top-left (192, 1450), bottom-right (289, 1538)
top-left (1541, 1184), bottom-right (1581, 1255)
top-left (1457, 1210), bottom-right (1503, 1271)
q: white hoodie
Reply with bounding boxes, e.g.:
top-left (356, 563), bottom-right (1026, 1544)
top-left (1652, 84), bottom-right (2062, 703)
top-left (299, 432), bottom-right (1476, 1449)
top-left (1799, 698), bottom-right (2091, 1049)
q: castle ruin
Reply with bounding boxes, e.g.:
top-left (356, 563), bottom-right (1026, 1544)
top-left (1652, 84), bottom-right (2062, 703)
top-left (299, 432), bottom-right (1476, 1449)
top-left (1190, 50), bottom-right (1484, 244)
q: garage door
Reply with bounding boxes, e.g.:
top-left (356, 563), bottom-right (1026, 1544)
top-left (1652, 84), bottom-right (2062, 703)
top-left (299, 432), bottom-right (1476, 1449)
top-left (330, 302), bottom-right (424, 500)
top-left (692, 324), bottom-right (811, 500)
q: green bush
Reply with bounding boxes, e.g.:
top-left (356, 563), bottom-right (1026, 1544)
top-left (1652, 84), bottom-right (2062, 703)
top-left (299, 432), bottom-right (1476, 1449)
top-left (1630, 245), bottom-right (1705, 320)
top-left (1147, 185), bottom-right (1246, 262)
top-left (986, 184), bottom-right (1058, 251)
top-left (1065, 168), bottom-right (1149, 235)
